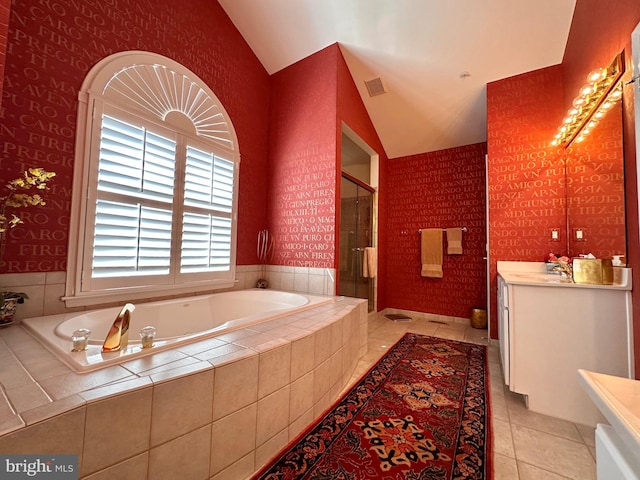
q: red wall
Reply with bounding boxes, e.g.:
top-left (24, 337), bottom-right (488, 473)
top-left (336, 46), bottom-right (390, 309)
top-left (0, 0), bottom-right (270, 272)
top-left (267, 44), bottom-right (389, 283)
top-left (565, 106), bottom-right (625, 259)
top-left (488, 1), bottom-right (640, 377)
top-left (563, 0), bottom-right (640, 377)
top-left (267, 46), bottom-right (339, 269)
top-left (0, 0), bottom-right (9, 107)
top-left (386, 143), bottom-right (487, 317)
top-left (487, 66), bottom-right (566, 335)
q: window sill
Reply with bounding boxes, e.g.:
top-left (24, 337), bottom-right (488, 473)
top-left (62, 279), bottom-right (237, 308)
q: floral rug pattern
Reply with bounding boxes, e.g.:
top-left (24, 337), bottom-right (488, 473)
top-left (252, 333), bottom-right (491, 479)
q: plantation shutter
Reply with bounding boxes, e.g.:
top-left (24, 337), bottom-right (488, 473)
top-left (92, 115), bottom-right (177, 278)
top-left (91, 114), bottom-right (235, 279)
top-left (68, 52), bottom-right (239, 304)
top-left (181, 146), bottom-right (234, 272)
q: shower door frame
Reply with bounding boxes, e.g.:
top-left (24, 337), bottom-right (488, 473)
top-left (338, 171), bottom-right (376, 311)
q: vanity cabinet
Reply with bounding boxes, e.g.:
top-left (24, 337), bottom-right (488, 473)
top-left (498, 262), bottom-right (633, 427)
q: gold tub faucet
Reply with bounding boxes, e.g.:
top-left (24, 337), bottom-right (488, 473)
top-left (102, 303), bottom-right (135, 352)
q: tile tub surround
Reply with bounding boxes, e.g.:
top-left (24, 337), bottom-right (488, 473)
top-left (0, 296), bottom-right (367, 479)
top-left (0, 266), bottom-right (337, 323)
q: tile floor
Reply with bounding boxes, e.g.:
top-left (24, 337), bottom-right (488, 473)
top-left (346, 313), bottom-right (597, 480)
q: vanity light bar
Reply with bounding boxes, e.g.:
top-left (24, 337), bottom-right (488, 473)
top-left (552, 52), bottom-right (625, 147)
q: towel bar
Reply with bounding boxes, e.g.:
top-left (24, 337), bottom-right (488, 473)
top-left (418, 227), bottom-right (467, 233)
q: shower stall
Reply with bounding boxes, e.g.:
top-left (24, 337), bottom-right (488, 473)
top-left (338, 174), bottom-right (374, 311)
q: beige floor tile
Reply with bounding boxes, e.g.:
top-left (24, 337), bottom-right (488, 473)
top-left (511, 423), bottom-right (596, 480)
top-left (494, 452), bottom-right (519, 480)
top-left (493, 418), bottom-right (516, 458)
top-left (432, 324), bottom-right (466, 341)
top-left (491, 391), bottom-right (510, 423)
top-left (506, 392), bottom-right (583, 443)
top-left (575, 423), bottom-right (596, 447)
top-left (517, 460), bottom-right (576, 479)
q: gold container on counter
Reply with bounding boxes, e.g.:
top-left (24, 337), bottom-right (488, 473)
top-left (572, 258), bottom-right (613, 285)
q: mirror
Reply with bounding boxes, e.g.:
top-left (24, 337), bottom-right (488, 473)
top-left (565, 101), bottom-right (625, 260)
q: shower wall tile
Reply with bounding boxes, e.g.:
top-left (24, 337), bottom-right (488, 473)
top-left (258, 343), bottom-right (291, 399)
top-left (210, 403), bottom-right (257, 476)
top-left (212, 355), bottom-right (259, 420)
top-left (256, 385), bottom-right (290, 447)
top-left (82, 387), bottom-right (153, 476)
top-left (148, 425), bottom-right (211, 480)
top-left (82, 453), bottom-right (149, 480)
top-left (0, 407), bottom-right (85, 455)
top-left (291, 333), bottom-right (315, 381)
top-left (211, 453), bottom-right (254, 480)
top-left (150, 369), bottom-right (214, 446)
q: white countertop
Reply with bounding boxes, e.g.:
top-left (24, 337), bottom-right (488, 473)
top-left (497, 261), bottom-right (632, 290)
top-left (578, 370), bottom-right (640, 458)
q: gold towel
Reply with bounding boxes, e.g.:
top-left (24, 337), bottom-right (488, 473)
top-left (421, 229), bottom-right (443, 278)
top-left (363, 247), bottom-right (377, 278)
top-left (446, 228), bottom-right (463, 255)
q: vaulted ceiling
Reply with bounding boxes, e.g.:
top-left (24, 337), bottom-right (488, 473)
top-left (219, 0), bottom-right (576, 159)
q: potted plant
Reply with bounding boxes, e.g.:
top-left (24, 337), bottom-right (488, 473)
top-left (0, 291), bottom-right (29, 325)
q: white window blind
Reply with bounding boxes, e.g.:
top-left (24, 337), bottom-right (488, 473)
top-left (91, 114), bottom-right (235, 279)
top-left (67, 52), bottom-right (239, 306)
top-left (181, 146), bottom-right (234, 273)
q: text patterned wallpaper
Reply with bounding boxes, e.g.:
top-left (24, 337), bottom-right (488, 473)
top-left (267, 46), bottom-right (339, 269)
top-left (385, 143), bottom-right (487, 318)
top-left (0, 0), bottom-right (270, 272)
top-left (487, 66), bottom-right (565, 336)
top-left (565, 104), bottom-right (625, 259)
top-left (0, 0), bottom-right (8, 105)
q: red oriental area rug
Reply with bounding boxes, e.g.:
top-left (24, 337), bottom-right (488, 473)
top-left (252, 333), bottom-right (492, 479)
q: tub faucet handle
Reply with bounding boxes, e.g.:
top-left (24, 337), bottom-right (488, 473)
top-left (102, 303), bottom-right (135, 352)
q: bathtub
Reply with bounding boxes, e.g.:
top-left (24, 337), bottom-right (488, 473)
top-left (22, 289), bottom-right (333, 373)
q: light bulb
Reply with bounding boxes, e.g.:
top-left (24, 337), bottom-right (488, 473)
top-left (580, 84), bottom-right (593, 96)
top-left (587, 68), bottom-right (607, 83)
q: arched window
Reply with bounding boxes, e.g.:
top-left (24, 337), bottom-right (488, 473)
top-left (65, 51), bottom-right (239, 307)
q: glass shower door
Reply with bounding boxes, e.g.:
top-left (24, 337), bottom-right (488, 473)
top-left (338, 176), bottom-right (374, 311)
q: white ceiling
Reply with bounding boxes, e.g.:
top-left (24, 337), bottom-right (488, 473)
top-left (218, 0), bottom-right (576, 159)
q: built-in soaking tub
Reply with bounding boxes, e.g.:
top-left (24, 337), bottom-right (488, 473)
top-left (22, 289), bottom-right (332, 373)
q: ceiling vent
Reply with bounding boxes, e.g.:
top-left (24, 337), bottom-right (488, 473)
top-left (365, 77), bottom-right (387, 97)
